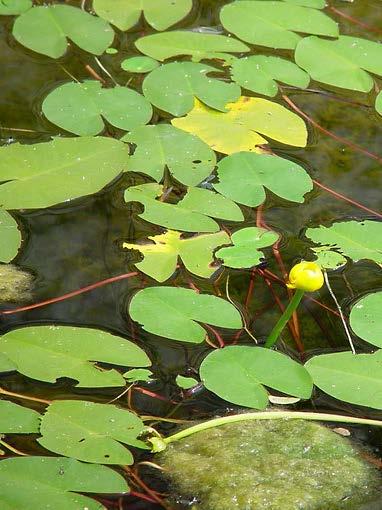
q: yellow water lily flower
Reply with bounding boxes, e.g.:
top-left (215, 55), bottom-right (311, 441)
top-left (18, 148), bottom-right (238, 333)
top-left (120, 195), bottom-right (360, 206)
top-left (287, 261), bottom-right (324, 292)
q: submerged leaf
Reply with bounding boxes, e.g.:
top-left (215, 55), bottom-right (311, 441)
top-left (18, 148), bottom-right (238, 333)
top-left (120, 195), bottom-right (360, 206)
top-left (122, 124), bottom-right (216, 186)
top-left (0, 0), bottom-right (32, 15)
top-left (0, 210), bottom-right (21, 263)
top-left (0, 326), bottom-right (150, 387)
top-left (129, 286), bottom-right (242, 343)
top-left (172, 97), bottom-right (307, 154)
top-left (13, 5), bottom-right (114, 58)
top-left (42, 81), bottom-right (152, 136)
top-left (123, 229), bottom-right (229, 281)
top-left (0, 400), bottom-right (40, 434)
top-left (143, 62), bottom-right (241, 116)
top-left (121, 56), bottom-right (159, 73)
top-left (350, 292), bottom-right (382, 348)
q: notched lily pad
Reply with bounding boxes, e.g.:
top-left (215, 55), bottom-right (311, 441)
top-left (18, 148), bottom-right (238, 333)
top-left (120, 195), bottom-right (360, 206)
top-left (350, 292), bottom-right (382, 348)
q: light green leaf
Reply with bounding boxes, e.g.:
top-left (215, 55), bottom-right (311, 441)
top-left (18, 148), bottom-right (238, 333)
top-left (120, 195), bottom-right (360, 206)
top-left (282, 0), bottom-right (325, 7)
top-left (350, 292), bottom-right (382, 348)
top-left (0, 400), bottom-right (40, 434)
top-left (135, 31), bottom-right (250, 61)
top-left (13, 5), bottom-right (114, 58)
top-left (305, 351), bottom-right (382, 410)
top-left (0, 137), bottom-right (129, 209)
top-left (0, 353), bottom-right (16, 373)
top-left (38, 400), bottom-right (146, 464)
top-left (42, 81), bottom-right (152, 136)
top-left (376, 91), bottom-right (382, 116)
top-left (106, 47), bottom-right (118, 54)
top-left (0, 326), bottom-right (150, 388)
top-left (309, 246), bottom-right (347, 270)
top-left (214, 152), bottom-right (312, 206)
top-left (200, 346), bottom-right (313, 409)
top-left (231, 55), bottom-right (309, 97)
top-left (122, 124), bottom-right (216, 186)
top-left (0, 0), bottom-right (31, 15)
top-left (124, 368), bottom-right (154, 382)
top-left (0, 457), bottom-right (128, 510)
top-left (0, 210), bottom-right (21, 262)
top-left (123, 229), bottom-right (229, 281)
top-left (295, 36), bottom-right (382, 93)
top-left (93, 0), bottom-right (192, 31)
top-left (129, 287), bottom-right (242, 343)
top-left (121, 56), bottom-right (159, 73)
top-left (124, 183), bottom-right (243, 232)
top-left (176, 375), bottom-right (198, 389)
top-left (305, 220), bottom-right (382, 267)
top-left (216, 227), bottom-right (278, 268)
top-left (220, 1), bottom-right (338, 50)
top-left (143, 62), bottom-right (241, 116)
top-left (172, 97), bottom-right (307, 154)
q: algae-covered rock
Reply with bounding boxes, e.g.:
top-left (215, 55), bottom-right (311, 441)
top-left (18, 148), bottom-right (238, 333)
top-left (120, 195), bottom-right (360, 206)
top-left (159, 418), bottom-right (381, 509)
top-left (0, 265), bottom-right (34, 303)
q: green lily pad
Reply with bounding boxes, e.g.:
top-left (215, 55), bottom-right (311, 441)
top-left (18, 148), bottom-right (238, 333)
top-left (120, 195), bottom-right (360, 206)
top-left (376, 91), bottom-right (382, 116)
top-left (121, 56), bottom-right (159, 73)
top-left (0, 0), bottom-right (32, 15)
top-left (176, 375), bottom-right (198, 389)
top-left (124, 368), bottom-right (154, 382)
top-left (350, 292), bottom-right (382, 348)
top-left (0, 353), bottom-right (16, 374)
top-left (0, 400), bottom-right (40, 434)
top-left (283, 0), bottom-right (325, 6)
top-left (0, 210), bottom-right (21, 262)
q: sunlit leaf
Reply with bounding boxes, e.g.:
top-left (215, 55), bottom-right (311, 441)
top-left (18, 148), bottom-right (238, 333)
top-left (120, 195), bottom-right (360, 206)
top-left (0, 137), bottom-right (129, 209)
top-left (200, 346), bottom-right (313, 409)
top-left (231, 55), bottom-right (309, 97)
top-left (42, 81), bottom-right (152, 136)
top-left (0, 353), bottom-right (16, 374)
top-left (0, 210), bottom-right (21, 262)
top-left (0, 326), bottom-right (150, 387)
top-left (172, 97), bottom-right (307, 154)
top-left (135, 30), bottom-right (249, 61)
top-left (123, 368), bottom-right (154, 382)
top-left (0, 401), bottom-right (40, 434)
top-left (282, 0), bottom-right (325, 6)
top-left (124, 183), bottom-right (243, 232)
top-left (123, 229), bottom-right (229, 281)
top-left (121, 56), bottom-right (159, 73)
top-left (129, 287), bottom-right (242, 343)
top-left (93, 0), bottom-right (192, 31)
top-left (215, 227), bottom-right (278, 268)
top-left (0, 457), bottom-right (128, 510)
top-left (376, 91), bottom-right (382, 116)
top-left (38, 400), bottom-right (146, 464)
top-left (305, 351), bottom-right (382, 410)
top-left (220, 1), bottom-right (338, 50)
top-left (350, 292), bottom-right (382, 348)
top-left (214, 152), bottom-right (312, 205)
top-left (176, 375), bottom-right (198, 389)
top-left (295, 36), bottom-right (382, 93)
top-left (13, 5), bottom-right (114, 58)
top-left (122, 124), bottom-right (216, 186)
top-left (143, 62), bottom-right (241, 116)
top-left (305, 220), bottom-right (382, 267)
top-left (0, 0), bottom-right (31, 15)
top-left (308, 246), bottom-right (347, 270)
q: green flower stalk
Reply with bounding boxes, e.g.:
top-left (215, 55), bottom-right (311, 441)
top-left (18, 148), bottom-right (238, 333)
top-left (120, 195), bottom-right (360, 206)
top-left (264, 261), bottom-right (324, 349)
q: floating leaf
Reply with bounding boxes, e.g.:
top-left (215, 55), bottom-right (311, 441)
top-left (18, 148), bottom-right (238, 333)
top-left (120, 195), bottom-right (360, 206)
top-left (282, 0), bottom-right (325, 6)
top-left (305, 351), bottom-right (382, 410)
top-left (176, 375), bottom-right (198, 389)
top-left (0, 137), bottom-right (129, 209)
top-left (38, 400), bottom-right (146, 465)
top-left (0, 353), bottom-right (16, 373)
top-left (172, 97), bottom-right (307, 154)
top-left (295, 36), bottom-right (382, 93)
top-left (215, 227), bottom-right (278, 268)
top-left (121, 56), bottom-right (159, 73)
top-left (305, 220), bottom-right (382, 267)
top-left (93, 0), bottom-right (192, 31)
top-left (135, 31), bottom-right (249, 61)
top-left (0, 326), bottom-right (150, 387)
top-left (0, 210), bottom-right (21, 262)
top-left (220, 1), bottom-right (338, 50)
top-left (124, 183), bottom-right (243, 232)
top-left (13, 5), bottom-right (114, 58)
top-left (0, 457), bottom-right (128, 510)
top-left (129, 287), bottom-right (242, 343)
top-left (200, 346), bottom-right (313, 409)
top-left (42, 81), bottom-right (152, 136)
top-left (309, 246), bottom-right (347, 270)
top-left (214, 152), bottom-right (312, 206)
top-left (0, 0), bottom-right (31, 15)
top-left (123, 229), bottom-right (229, 281)
top-left (122, 124), bottom-right (216, 186)
top-left (124, 368), bottom-right (154, 382)
top-left (350, 292), bottom-right (382, 348)
top-left (231, 55), bottom-right (309, 97)
top-left (376, 91), bottom-right (382, 116)
top-left (0, 400), bottom-right (40, 434)
top-left (143, 62), bottom-right (241, 116)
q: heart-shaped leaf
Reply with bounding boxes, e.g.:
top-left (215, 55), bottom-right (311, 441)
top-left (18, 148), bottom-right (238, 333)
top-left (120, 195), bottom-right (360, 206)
top-left (38, 400), bottom-right (146, 464)
top-left (129, 286), bottom-right (242, 343)
top-left (123, 229), bottom-right (229, 281)
top-left (172, 97), bottom-right (307, 154)
top-left (124, 368), bottom-right (154, 382)
top-left (42, 81), bottom-right (152, 136)
top-left (214, 152), bottom-right (312, 205)
top-left (0, 210), bottom-right (21, 262)
top-left (0, 400), bottom-right (40, 434)
top-left (122, 124), bottom-right (216, 186)
top-left (176, 375), bottom-right (198, 389)
top-left (142, 62), bottom-right (241, 116)
top-left (13, 5), bottom-right (114, 58)
top-left (0, 0), bottom-right (31, 15)
top-left (200, 345), bottom-right (313, 409)
top-left (0, 326), bottom-right (150, 387)
top-left (350, 292), bottom-right (382, 348)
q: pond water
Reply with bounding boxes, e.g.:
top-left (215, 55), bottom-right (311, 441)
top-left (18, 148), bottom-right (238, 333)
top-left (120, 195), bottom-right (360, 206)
top-left (0, 0), bottom-right (382, 509)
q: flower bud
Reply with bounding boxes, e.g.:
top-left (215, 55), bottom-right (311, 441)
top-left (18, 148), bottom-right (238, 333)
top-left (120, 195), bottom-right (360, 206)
top-left (286, 261), bottom-right (324, 292)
